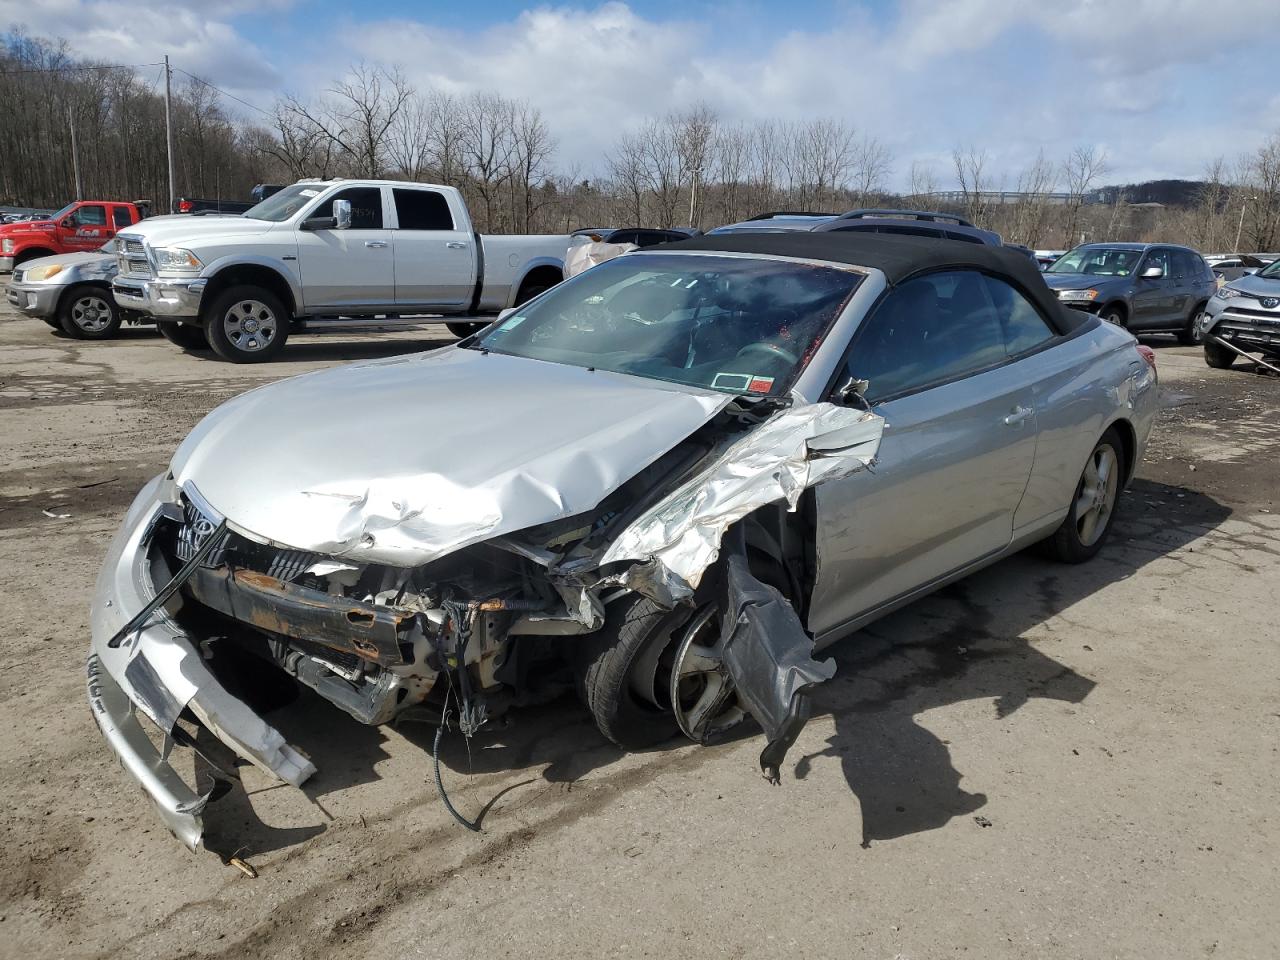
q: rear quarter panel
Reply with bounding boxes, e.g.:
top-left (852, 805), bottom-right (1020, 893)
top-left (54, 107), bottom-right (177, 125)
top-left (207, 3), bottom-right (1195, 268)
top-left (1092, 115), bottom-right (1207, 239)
top-left (1013, 321), bottom-right (1157, 534)
top-left (477, 235), bottom-right (570, 310)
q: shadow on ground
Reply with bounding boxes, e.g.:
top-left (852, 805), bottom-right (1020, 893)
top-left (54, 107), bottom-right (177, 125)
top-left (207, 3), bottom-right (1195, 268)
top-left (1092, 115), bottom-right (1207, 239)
top-left (197, 478), bottom-right (1230, 857)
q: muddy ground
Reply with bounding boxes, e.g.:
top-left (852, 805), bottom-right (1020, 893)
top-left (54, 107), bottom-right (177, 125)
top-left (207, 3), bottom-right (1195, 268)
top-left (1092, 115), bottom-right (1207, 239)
top-left (1, 308), bottom-right (1277, 959)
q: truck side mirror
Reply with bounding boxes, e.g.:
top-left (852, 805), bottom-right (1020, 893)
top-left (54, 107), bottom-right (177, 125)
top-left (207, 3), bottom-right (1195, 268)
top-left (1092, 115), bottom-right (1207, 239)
top-left (62, 214), bottom-right (77, 228)
top-left (835, 376), bottom-right (871, 407)
top-left (333, 199), bottom-right (352, 230)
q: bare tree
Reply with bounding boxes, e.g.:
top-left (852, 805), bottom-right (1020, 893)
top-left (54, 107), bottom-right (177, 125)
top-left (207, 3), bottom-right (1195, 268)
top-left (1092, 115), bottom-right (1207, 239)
top-left (849, 134), bottom-right (892, 204)
top-left (952, 146), bottom-right (992, 225)
top-left (1062, 145), bottom-right (1108, 246)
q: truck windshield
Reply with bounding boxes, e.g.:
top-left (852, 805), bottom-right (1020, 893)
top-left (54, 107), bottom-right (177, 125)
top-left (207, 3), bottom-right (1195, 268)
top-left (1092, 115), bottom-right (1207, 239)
top-left (1258, 258), bottom-right (1280, 278)
top-left (49, 202), bottom-right (78, 221)
top-left (472, 253), bottom-right (860, 397)
top-left (243, 184), bottom-right (325, 222)
top-left (1047, 247), bottom-right (1143, 277)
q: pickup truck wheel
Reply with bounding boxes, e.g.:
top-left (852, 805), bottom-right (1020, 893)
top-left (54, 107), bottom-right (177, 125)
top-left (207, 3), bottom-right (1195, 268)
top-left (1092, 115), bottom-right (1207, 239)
top-left (1203, 338), bottom-right (1236, 369)
top-left (445, 321), bottom-right (484, 339)
top-left (58, 285), bottom-right (121, 340)
top-left (1042, 427), bottom-right (1123, 564)
top-left (204, 286), bottom-right (289, 363)
top-left (157, 320), bottom-right (209, 351)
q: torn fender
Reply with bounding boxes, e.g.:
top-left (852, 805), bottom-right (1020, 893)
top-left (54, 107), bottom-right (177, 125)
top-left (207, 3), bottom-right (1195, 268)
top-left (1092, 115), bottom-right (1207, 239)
top-left (717, 525), bottom-right (836, 782)
top-left (599, 399), bottom-right (884, 588)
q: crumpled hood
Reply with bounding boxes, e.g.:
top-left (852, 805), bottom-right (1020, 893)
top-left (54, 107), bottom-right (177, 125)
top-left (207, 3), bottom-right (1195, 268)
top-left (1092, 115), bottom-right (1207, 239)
top-left (1042, 273), bottom-right (1123, 292)
top-left (171, 347), bottom-right (732, 567)
top-left (119, 215), bottom-right (274, 248)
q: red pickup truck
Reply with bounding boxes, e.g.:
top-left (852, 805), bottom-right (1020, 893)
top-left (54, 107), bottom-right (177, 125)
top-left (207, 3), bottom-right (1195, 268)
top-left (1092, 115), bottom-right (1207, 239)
top-left (0, 200), bottom-right (147, 272)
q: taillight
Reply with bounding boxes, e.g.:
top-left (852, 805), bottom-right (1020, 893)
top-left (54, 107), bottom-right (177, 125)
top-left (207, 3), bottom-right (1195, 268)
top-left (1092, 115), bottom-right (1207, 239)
top-left (1136, 345), bottom-right (1157, 369)
top-left (178, 200), bottom-right (193, 213)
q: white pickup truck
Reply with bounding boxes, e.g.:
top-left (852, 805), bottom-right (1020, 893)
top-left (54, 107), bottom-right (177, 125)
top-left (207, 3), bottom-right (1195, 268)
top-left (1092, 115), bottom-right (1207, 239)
top-left (111, 179), bottom-right (570, 362)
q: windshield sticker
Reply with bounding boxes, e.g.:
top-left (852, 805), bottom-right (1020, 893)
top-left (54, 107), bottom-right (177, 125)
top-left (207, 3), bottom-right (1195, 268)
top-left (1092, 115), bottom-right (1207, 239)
top-left (712, 372), bottom-right (774, 394)
top-left (299, 189), bottom-right (320, 198)
top-left (498, 315), bottom-right (526, 331)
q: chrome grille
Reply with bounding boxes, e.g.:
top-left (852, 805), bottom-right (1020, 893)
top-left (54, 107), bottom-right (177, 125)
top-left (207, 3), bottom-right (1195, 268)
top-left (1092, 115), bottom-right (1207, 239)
top-left (173, 495), bottom-right (316, 582)
top-left (115, 235), bottom-right (153, 279)
top-left (266, 548), bottom-right (319, 582)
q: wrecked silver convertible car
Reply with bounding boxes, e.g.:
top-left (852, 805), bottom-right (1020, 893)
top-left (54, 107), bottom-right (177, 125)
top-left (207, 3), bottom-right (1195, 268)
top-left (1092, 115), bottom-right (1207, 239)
top-left (87, 232), bottom-right (1158, 848)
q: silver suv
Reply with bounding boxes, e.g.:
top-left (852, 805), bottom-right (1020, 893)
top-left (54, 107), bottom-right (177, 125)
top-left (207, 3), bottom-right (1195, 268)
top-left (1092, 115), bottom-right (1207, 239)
top-left (1041, 242), bottom-right (1216, 343)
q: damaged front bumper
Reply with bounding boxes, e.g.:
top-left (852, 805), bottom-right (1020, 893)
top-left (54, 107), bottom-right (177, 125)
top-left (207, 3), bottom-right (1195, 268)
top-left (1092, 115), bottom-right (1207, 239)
top-left (87, 474), bottom-right (316, 850)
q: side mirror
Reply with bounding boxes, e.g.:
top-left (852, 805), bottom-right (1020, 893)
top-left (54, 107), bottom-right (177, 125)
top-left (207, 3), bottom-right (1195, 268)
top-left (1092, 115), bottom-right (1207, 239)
top-left (836, 376), bottom-right (871, 407)
top-left (333, 199), bottom-right (352, 231)
top-left (1140, 265), bottom-right (1164, 279)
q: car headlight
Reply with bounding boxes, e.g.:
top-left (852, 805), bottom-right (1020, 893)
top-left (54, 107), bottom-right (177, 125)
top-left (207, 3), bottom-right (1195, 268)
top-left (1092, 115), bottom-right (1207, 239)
top-left (24, 263), bottom-right (64, 281)
top-left (1, 239), bottom-right (13, 253)
top-left (1057, 288), bottom-right (1099, 302)
top-left (153, 247), bottom-right (202, 274)
top-left (1214, 287), bottom-right (1243, 300)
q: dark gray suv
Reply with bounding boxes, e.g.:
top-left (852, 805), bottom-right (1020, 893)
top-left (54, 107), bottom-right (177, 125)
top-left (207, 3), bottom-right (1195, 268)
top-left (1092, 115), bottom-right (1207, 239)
top-left (1041, 242), bottom-right (1216, 343)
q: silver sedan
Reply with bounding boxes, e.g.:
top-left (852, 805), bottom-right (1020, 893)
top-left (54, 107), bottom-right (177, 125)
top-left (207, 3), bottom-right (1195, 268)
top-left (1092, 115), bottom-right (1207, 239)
top-left (87, 232), bottom-right (1158, 849)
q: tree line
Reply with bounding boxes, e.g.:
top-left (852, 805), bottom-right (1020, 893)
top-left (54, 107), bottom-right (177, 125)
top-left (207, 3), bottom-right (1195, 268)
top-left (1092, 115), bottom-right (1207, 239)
top-left (3, 32), bottom-right (1279, 252)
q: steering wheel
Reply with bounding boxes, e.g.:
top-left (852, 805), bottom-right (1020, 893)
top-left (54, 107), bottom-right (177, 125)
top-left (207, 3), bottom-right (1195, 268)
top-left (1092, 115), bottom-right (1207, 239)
top-left (735, 341), bottom-right (799, 367)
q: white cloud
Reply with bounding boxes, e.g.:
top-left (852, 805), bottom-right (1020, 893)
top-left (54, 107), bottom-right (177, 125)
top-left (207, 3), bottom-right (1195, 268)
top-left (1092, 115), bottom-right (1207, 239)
top-left (6, 1), bottom-right (1280, 188)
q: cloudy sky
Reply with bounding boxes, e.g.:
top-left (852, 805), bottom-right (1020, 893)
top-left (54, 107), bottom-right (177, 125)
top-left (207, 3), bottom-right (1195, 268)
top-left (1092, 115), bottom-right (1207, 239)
top-left (5, 0), bottom-right (1280, 189)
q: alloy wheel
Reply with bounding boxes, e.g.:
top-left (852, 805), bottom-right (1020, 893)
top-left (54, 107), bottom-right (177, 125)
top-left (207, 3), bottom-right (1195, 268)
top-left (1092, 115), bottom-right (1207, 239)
top-left (223, 299), bottom-right (278, 353)
top-left (1075, 444), bottom-right (1119, 547)
top-left (70, 294), bottom-right (113, 333)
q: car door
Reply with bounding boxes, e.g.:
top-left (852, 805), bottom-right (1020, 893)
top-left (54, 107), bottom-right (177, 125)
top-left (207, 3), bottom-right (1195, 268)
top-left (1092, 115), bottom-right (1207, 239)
top-left (1130, 247), bottom-right (1174, 329)
top-left (808, 270), bottom-right (1040, 639)
top-left (390, 187), bottom-right (476, 309)
top-left (295, 185), bottom-right (395, 311)
top-left (1180, 250), bottom-right (1215, 318)
top-left (61, 204), bottom-right (110, 252)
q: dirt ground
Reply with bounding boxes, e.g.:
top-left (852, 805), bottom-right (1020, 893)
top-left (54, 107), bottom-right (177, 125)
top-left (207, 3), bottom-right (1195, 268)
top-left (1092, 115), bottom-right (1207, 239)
top-left (1, 308), bottom-right (1277, 960)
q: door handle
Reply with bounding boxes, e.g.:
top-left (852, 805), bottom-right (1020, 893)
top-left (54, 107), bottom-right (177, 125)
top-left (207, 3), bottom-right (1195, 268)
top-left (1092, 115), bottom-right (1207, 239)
top-left (1002, 405), bottom-right (1033, 426)
top-left (364, 240), bottom-right (387, 249)
top-left (446, 241), bottom-right (468, 249)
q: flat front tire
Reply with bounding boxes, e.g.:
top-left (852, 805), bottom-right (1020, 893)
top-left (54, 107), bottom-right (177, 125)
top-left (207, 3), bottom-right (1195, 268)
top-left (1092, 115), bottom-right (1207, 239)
top-left (58, 285), bottom-right (121, 340)
top-left (1043, 427), bottom-right (1124, 564)
top-left (1203, 338), bottom-right (1236, 369)
top-left (204, 285), bottom-right (289, 363)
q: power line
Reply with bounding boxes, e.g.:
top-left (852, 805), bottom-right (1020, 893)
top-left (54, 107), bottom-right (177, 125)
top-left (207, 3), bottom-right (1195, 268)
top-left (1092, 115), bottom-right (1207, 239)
top-left (174, 67), bottom-right (271, 118)
top-left (0, 61), bottom-right (164, 77)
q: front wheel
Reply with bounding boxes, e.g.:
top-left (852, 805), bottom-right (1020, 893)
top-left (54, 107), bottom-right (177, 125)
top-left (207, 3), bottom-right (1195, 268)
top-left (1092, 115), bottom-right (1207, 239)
top-left (1203, 338), bottom-right (1236, 369)
top-left (1100, 306), bottom-right (1127, 328)
top-left (1042, 428), bottom-right (1124, 563)
top-left (58, 285), bottom-right (121, 340)
top-left (157, 320), bottom-right (210, 351)
top-left (203, 285), bottom-right (289, 363)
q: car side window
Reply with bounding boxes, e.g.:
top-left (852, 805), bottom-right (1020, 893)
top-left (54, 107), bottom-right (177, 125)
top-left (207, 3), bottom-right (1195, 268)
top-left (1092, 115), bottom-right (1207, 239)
top-left (844, 270), bottom-right (1007, 403)
top-left (1143, 249), bottom-right (1171, 277)
top-left (112, 206), bottom-right (134, 228)
top-left (983, 275), bottom-right (1055, 355)
top-left (392, 189), bottom-right (454, 230)
top-left (75, 205), bottom-right (107, 226)
top-left (315, 187), bottom-right (383, 229)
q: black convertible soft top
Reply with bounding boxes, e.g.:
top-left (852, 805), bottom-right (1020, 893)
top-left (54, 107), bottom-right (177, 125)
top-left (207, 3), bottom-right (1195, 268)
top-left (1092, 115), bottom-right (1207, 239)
top-left (661, 230), bottom-right (1086, 334)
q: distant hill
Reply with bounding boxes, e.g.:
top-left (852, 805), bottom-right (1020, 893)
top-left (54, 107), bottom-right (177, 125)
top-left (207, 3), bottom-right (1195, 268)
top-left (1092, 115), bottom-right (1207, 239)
top-left (1090, 180), bottom-right (1208, 206)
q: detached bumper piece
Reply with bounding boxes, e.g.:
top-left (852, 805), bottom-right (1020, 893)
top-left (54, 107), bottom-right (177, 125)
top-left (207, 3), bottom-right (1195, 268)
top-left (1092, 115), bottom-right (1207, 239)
top-left (718, 526), bottom-right (836, 783)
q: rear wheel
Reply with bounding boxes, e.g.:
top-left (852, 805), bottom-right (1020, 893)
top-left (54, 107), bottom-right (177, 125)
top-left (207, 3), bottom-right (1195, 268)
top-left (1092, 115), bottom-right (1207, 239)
top-left (445, 321), bottom-right (484, 339)
top-left (1203, 338), bottom-right (1236, 369)
top-left (1043, 428), bottom-right (1124, 563)
top-left (1178, 302), bottom-right (1207, 345)
top-left (157, 320), bottom-right (209, 351)
top-left (58, 285), bottom-right (120, 339)
top-left (204, 285), bottom-right (289, 363)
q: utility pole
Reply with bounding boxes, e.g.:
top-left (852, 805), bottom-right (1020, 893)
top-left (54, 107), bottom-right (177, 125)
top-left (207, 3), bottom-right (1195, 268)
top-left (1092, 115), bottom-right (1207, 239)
top-left (68, 107), bottom-right (83, 200)
top-left (163, 55), bottom-right (175, 215)
top-left (1234, 195), bottom-right (1257, 253)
